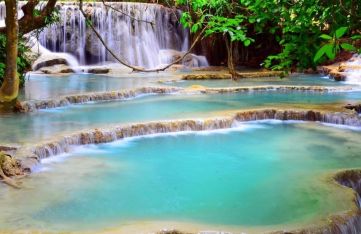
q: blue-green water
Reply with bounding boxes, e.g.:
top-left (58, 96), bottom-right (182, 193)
top-left (19, 73), bottom-right (167, 100)
top-left (2, 91), bottom-right (361, 144)
top-left (20, 73), bottom-right (349, 101)
top-left (1, 122), bottom-right (360, 232)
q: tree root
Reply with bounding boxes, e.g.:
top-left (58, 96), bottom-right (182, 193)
top-left (0, 169), bottom-right (21, 189)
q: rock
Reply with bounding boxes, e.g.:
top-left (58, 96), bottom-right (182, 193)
top-left (318, 64), bottom-right (347, 81)
top-left (344, 104), bottom-right (361, 113)
top-left (33, 57), bottom-right (68, 71)
top-left (159, 49), bottom-right (183, 64)
top-left (40, 64), bottom-right (75, 74)
top-left (182, 73), bottom-right (232, 80)
top-left (86, 67), bottom-right (110, 74)
top-left (0, 152), bottom-right (23, 177)
top-left (182, 54), bottom-right (209, 67)
top-left (235, 71), bottom-right (283, 78)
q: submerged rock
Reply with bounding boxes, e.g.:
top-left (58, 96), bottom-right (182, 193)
top-left (182, 70), bottom-right (283, 80)
top-left (182, 73), bottom-right (232, 80)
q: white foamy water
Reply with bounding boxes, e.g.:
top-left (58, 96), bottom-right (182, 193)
top-left (343, 54), bottom-right (361, 85)
top-left (27, 36), bottom-right (81, 71)
top-left (0, 2), bottom-right (208, 68)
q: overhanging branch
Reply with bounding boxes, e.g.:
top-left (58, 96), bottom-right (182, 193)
top-left (0, 0), bottom-right (57, 35)
top-left (79, 0), bottom-right (206, 72)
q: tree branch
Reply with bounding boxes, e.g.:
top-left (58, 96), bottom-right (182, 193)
top-left (0, 0), bottom-right (57, 35)
top-left (100, 0), bottom-right (154, 26)
top-left (79, 0), bottom-right (206, 73)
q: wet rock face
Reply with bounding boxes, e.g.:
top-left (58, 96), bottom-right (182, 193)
top-left (345, 104), bottom-right (361, 113)
top-left (335, 170), bottom-right (361, 197)
top-left (318, 54), bottom-right (361, 82)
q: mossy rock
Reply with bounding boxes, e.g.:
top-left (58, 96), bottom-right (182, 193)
top-left (0, 152), bottom-right (22, 177)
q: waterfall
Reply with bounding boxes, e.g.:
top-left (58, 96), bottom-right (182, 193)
top-left (27, 36), bottom-right (80, 71)
top-left (344, 54), bottom-right (361, 85)
top-left (0, 2), bottom-right (208, 68)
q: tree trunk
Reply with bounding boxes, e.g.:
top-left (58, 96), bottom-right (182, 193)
top-left (0, 0), bottom-right (19, 103)
top-left (224, 36), bottom-right (237, 79)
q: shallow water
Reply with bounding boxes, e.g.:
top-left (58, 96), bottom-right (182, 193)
top-left (19, 73), bottom-right (349, 101)
top-left (1, 122), bottom-right (360, 232)
top-left (19, 73), bottom-right (172, 101)
top-left (3, 91), bottom-right (361, 144)
top-left (168, 74), bottom-right (350, 88)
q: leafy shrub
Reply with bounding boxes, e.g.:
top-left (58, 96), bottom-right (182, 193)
top-left (0, 34), bottom-right (31, 88)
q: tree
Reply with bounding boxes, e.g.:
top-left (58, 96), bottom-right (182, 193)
top-left (0, 0), bottom-right (19, 105)
top-left (0, 0), bottom-right (58, 108)
top-left (176, 0), bottom-right (254, 78)
top-left (178, 0), bottom-right (361, 73)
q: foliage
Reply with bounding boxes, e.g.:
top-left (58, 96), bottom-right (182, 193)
top-left (314, 27), bottom-right (361, 63)
top-left (177, 0), bottom-right (361, 72)
top-left (176, 0), bottom-right (253, 47)
top-left (0, 35), bottom-right (30, 88)
top-left (32, 8), bottom-right (60, 37)
top-left (0, 6), bottom-right (60, 88)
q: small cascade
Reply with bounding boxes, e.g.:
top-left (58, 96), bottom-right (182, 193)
top-left (28, 37), bottom-right (80, 71)
top-left (0, 2), bottom-right (208, 68)
top-left (19, 109), bottom-right (361, 161)
top-left (344, 54), bottom-right (361, 85)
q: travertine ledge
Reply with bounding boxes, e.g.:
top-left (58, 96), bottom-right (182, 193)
top-left (17, 87), bottom-right (181, 112)
top-left (10, 108), bottom-right (361, 234)
top-left (20, 108), bottom-right (361, 166)
top-left (17, 85), bottom-right (356, 112)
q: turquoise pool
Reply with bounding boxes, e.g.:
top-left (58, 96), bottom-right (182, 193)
top-left (2, 91), bottom-right (361, 144)
top-left (0, 122), bottom-right (360, 233)
top-left (19, 73), bottom-right (168, 101)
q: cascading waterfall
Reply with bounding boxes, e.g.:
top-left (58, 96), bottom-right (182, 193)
top-left (0, 2), bottom-right (208, 68)
top-left (344, 54), bottom-right (361, 85)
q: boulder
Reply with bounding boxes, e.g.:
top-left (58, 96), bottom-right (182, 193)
top-left (345, 104), bottom-right (361, 113)
top-left (86, 67), bottom-right (110, 74)
top-left (33, 58), bottom-right (68, 71)
top-left (40, 64), bottom-right (75, 74)
top-left (0, 152), bottom-right (23, 177)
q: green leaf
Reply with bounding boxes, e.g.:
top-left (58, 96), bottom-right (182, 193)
top-left (314, 44), bottom-right (333, 62)
top-left (340, 43), bottom-right (356, 51)
top-left (335, 27), bottom-right (348, 39)
top-left (244, 39), bottom-right (251, 47)
top-left (351, 35), bottom-right (361, 40)
top-left (324, 44), bottom-right (336, 60)
top-left (319, 34), bottom-right (332, 40)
